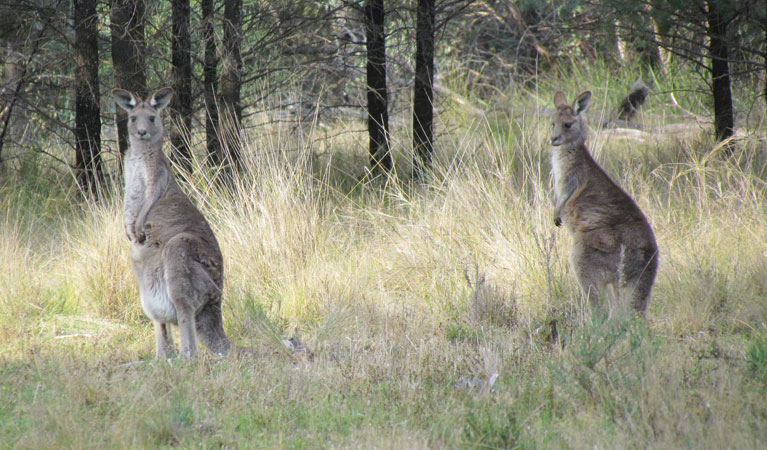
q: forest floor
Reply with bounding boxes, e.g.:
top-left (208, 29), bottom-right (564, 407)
top-left (2, 63), bottom-right (767, 448)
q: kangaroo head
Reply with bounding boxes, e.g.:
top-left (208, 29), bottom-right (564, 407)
top-left (551, 90), bottom-right (591, 147)
top-left (112, 88), bottom-right (173, 145)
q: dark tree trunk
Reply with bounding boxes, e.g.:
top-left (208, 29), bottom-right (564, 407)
top-left (170, 0), bottom-right (193, 170)
top-left (364, 0), bottom-right (392, 175)
top-left (221, 0), bottom-right (243, 172)
top-left (412, 0), bottom-right (435, 179)
top-left (201, 0), bottom-right (220, 166)
top-left (110, 0), bottom-right (147, 159)
top-left (74, 0), bottom-right (102, 197)
top-left (705, 0), bottom-right (734, 143)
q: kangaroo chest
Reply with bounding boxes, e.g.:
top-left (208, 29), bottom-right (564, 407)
top-left (551, 147), bottom-right (578, 200)
top-left (123, 153), bottom-right (148, 219)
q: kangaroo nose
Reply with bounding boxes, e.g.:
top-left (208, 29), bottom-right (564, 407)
top-left (138, 129), bottom-right (148, 138)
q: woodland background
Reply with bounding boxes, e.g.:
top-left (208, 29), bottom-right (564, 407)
top-left (2, 0), bottom-right (765, 187)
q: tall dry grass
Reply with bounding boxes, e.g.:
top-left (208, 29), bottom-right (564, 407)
top-left (1, 64), bottom-right (767, 447)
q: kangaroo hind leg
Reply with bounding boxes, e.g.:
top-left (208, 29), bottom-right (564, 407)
top-left (163, 237), bottom-right (208, 359)
top-left (163, 234), bottom-right (228, 359)
top-left (153, 322), bottom-right (175, 359)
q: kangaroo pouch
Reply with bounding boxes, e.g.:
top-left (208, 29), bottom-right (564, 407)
top-left (131, 243), bottom-right (177, 324)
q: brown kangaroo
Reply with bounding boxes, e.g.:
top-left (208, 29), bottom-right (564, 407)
top-left (114, 88), bottom-right (234, 359)
top-left (550, 90), bottom-right (658, 315)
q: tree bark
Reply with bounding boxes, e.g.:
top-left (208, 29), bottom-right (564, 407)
top-left (364, 0), bottom-right (392, 176)
top-left (412, 0), bottom-right (435, 179)
top-left (0, 46), bottom-right (26, 165)
top-left (170, 0), bottom-right (193, 170)
top-left (110, 0), bottom-right (147, 159)
top-left (74, 0), bottom-right (102, 197)
top-left (705, 0), bottom-right (734, 143)
top-left (201, 0), bottom-right (220, 166)
top-left (221, 0), bottom-right (243, 172)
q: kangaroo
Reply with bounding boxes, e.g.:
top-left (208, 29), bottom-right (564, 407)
top-left (113, 88), bottom-right (234, 359)
top-left (550, 90), bottom-right (658, 315)
top-left (615, 79), bottom-right (650, 123)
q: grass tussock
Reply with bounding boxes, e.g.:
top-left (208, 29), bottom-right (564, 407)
top-left (2, 63), bottom-right (767, 447)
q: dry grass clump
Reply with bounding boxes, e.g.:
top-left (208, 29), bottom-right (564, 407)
top-left (61, 197), bottom-right (143, 323)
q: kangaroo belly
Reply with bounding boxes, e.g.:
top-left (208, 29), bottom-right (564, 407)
top-left (131, 243), bottom-right (177, 324)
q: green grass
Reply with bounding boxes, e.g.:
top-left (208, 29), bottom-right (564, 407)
top-left (1, 61), bottom-right (767, 448)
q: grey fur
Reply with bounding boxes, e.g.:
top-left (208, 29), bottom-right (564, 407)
top-left (550, 90), bottom-right (658, 316)
top-left (113, 87), bottom-right (233, 359)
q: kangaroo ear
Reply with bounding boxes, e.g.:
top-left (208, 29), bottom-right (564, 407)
top-left (553, 91), bottom-right (568, 108)
top-left (573, 91), bottom-right (591, 115)
top-left (112, 89), bottom-right (138, 112)
top-left (149, 88), bottom-right (173, 111)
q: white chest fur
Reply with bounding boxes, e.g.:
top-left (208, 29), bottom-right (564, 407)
top-left (550, 147), bottom-right (570, 200)
top-left (123, 153), bottom-right (147, 220)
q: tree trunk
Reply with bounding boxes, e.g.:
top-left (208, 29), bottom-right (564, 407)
top-left (0, 45), bottom-right (26, 165)
top-left (110, 0), bottom-right (147, 159)
top-left (412, 0), bottom-right (435, 179)
top-left (614, 19), bottom-right (630, 62)
top-left (201, 0), bottom-right (220, 166)
top-left (705, 0), bottom-right (734, 143)
top-left (364, 0), bottom-right (392, 176)
top-left (649, 13), bottom-right (669, 74)
top-left (74, 0), bottom-right (102, 197)
top-left (221, 0), bottom-right (243, 172)
top-left (170, 0), bottom-right (193, 170)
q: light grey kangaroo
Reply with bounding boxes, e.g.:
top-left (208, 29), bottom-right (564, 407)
top-left (550, 89), bottom-right (658, 315)
top-left (114, 87), bottom-right (233, 359)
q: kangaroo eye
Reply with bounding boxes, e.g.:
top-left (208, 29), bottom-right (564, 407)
top-left (149, 116), bottom-right (156, 123)
top-left (564, 123), bottom-right (572, 129)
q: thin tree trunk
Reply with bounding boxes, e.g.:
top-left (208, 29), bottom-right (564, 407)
top-left (201, 0), bottom-right (220, 166)
top-left (412, 0), bottom-right (435, 179)
top-left (110, 0), bottom-right (147, 160)
top-left (170, 0), bottom-right (193, 170)
top-left (221, 0), bottom-right (243, 172)
top-left (705, 0), bottom-right (734, 143)
top-left (74, 0), bottom-right (102, 197)
top-left (0, 49), bottom-right (26, 166)
top-left (614, 19), bottom-right (630, 62)
top-left (364, 0), bottom-right (392, 176)
top-left (649, 12), bottom-right (669, 74)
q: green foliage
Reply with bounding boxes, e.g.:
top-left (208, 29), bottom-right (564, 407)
top-left (746, 333), bottom-right (767, 383)
top-left (446, 323), bottom-right (482, 343)
top-left (462, 407), bottom-right (522, 449)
